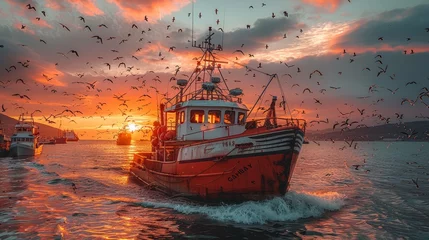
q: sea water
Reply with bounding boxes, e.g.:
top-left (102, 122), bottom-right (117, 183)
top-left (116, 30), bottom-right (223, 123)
top-left (0, 140), bottom-right (428, 239)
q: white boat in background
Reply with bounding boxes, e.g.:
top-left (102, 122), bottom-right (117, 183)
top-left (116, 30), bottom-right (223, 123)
top-left (64, 130), bottom-right (79, 142)
top-left (10, 115), bottom-right (43, 157)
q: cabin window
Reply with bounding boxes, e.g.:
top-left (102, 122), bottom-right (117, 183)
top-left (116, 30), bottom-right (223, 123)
top-left (179, 111), bottom-right (185, 124)
top-left (190, 110), bottom-right (205, 123)
top-left (224, 110), bottom-right (235, 124)
top-left (238, 112), bottom-right (246, 125)
top-left (208, 110), bottom-right (221, 123)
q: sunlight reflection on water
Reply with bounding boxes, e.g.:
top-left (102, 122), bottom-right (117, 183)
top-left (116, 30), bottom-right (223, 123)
top-left (0, 140), bottom-right (428, 239)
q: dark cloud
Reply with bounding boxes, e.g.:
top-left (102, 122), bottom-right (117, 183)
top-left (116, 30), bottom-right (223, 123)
top-left (333, 4), bottom-right (429, 49)
top-left (193, 16), bottom-right (304, 53)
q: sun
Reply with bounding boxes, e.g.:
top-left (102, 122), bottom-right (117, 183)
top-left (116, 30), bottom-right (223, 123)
top-left (128, 123), bottom-right (137, 132)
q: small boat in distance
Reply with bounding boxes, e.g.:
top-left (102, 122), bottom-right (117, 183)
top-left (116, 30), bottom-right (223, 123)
top-left (0, 123), bottom-right (11, 157)
top-left (117, 129), bottom-right (132, 145)
top-left (64, 130), bottom-right (79, 142)
top-left (9, 115), bottom-right (43, 157)
top-left (54, 121), bottom-right (67, 144)
top-left (130, 28), bottom-right (306, 202)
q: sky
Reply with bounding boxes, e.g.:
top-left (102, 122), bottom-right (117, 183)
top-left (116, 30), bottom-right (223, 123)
top-left (0, 0), bottom-right (428, 139)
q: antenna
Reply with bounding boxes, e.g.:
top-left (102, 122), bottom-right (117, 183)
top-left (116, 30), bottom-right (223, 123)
top-left (191, 0), bottom-right (195, 47)
top-left (221, 7), bottom-right (225, 49)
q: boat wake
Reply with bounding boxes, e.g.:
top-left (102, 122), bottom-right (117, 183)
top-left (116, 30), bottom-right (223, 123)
top-left (139, 191), bottom-right (346, 224)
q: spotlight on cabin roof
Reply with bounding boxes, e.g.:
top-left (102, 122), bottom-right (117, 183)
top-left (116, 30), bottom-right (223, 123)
top-left (229, 88), bottom-right (243, 96)
top-left (211, 77), bottom-right (221, 84)
top-left (202, 82), bottom-right (216, 91)
top-left (177, 79), bottom-right (188, 87)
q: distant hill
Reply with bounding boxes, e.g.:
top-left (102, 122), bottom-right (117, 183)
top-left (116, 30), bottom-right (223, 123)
top-left (0, 113), bottom-right (60, 138)
top-left (306, 121), bottom-right (429, 141)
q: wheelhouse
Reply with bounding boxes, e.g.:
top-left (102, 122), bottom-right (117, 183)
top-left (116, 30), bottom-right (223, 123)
top-left (162, 77), bottom-right (248, 141)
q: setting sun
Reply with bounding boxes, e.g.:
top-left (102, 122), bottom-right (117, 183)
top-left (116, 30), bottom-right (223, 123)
top-left (127, 123), bottom-right (138, 132)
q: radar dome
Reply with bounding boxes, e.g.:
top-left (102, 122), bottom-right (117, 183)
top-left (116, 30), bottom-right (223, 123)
top-left (211, 77), bottom-right (221, 84)
top-left (177, 79), bottom-right (188, 87)
top-left (229, 88), bottom-right (243, 96)
top-left (202, 82), bottom-right (216, 91)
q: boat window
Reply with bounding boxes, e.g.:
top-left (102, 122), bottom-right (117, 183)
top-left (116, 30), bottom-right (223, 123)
top-left (238, 112), bottom-right (246, 125)
top-left (179, 111), bottom-right (185, 124)
top-left (224, 110), bottom-right (235, 124)
top-left (208, 110), bottom-right (221, 123)
top-left (190, 110), bottom-right (205, 123)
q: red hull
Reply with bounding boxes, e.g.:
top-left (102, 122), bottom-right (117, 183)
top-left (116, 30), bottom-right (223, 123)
top-left (130, 126), bottom-right (304, 201)
top-left (131, 153), bottom-right (299, 201)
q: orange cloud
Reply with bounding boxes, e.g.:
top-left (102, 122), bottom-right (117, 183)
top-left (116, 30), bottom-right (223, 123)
top-left (301, 0), bottom-right (344, 12)
top-left (14, 22), bottom-right (35, 35)
top-left (45, 0), bottom-right (65, 10)
top-left (108, 0), bottom-right (190, 22)
top-left (33, 65), bottom-right (66, 87)
top-left (68, 0), bottom-right (103, 16)
top-left (31, 18), bottom-right (53, 29)
top-left (330, 44), bottom-right (429, 55)
top-left (45, 0), bottom-right (103, 16)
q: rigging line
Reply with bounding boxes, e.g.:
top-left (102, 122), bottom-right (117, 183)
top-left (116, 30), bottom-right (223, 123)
top-left (214, 54), bottom-right (273, 77)
top-left (217, 67), bottom-right (229, 91)
top-left (274, 74), bottom-right (289, 115)
top-left (253, 86), bottom-right (267, 119)
top-left (164, 50), bottom-right (207, 105)
top-left (221, 7), bottom-right (226, 49)
top-left (248, 74), bottom-right (276, 117)
top-left (191, 0), bottom-right (194, 47)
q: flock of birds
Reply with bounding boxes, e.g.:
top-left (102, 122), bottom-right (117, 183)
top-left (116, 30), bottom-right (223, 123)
top-left (0, 1), bottom-right (428, 144)
top-left (0, 1), bottom-right (427, 195)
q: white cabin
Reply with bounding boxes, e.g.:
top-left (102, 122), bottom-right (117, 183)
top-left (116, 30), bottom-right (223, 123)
top-left (11, 122), bottom-right (39, 146)
top-left (165, 100), bottom-right (248, 141)
top-left (163, 77), bottom-right (249, 141)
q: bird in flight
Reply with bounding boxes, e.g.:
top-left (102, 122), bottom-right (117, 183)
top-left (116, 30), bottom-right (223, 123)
top-left (59, 23), bottom-right (70, 31)
top-left (12, 93), bottom-right (31, 100)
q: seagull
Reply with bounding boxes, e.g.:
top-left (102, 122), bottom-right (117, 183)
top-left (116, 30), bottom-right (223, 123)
top-left (68, 50), bottom-right (79, 57)
top-left (302, 88), bottom-right (313, 94)
top-left (12, 93), bottom-right (30, 100)
top-left (59, 23), bottom-right (70, 31)
top-left (92, 35), bottom-right (103, 44)
top-left (309, 70), bottom-right (322, 79)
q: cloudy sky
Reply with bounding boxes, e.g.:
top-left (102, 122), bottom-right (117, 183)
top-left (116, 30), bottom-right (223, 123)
top-left (0, 0), bottom-right (428, 139)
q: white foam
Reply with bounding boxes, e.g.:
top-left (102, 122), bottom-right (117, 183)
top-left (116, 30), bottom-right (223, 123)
top-left (140, 191), bottom-right (346, 224)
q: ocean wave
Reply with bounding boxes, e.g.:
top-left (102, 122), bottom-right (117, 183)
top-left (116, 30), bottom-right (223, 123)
top-left (139, 191), bottom-right (346, 224)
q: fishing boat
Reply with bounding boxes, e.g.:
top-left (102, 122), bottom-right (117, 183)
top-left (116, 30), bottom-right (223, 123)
top-left (54, 121), bottom-right (67, 144)
top-left (0, 124), bottom-right (11, 157)
top-left (64, 130), bottom-right (79, 142)
top-left (9, 115), bottom-right (43, 157)
top-left (130, 28), bottom-right (306, 201)
top-left (117, 129), bottom-right (132, 145)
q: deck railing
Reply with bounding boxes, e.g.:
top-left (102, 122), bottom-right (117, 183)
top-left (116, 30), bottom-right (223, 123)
top-left (245, 118), bottom-right (306, 132)
top-left (178, 118), bottom-right (306, 141)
